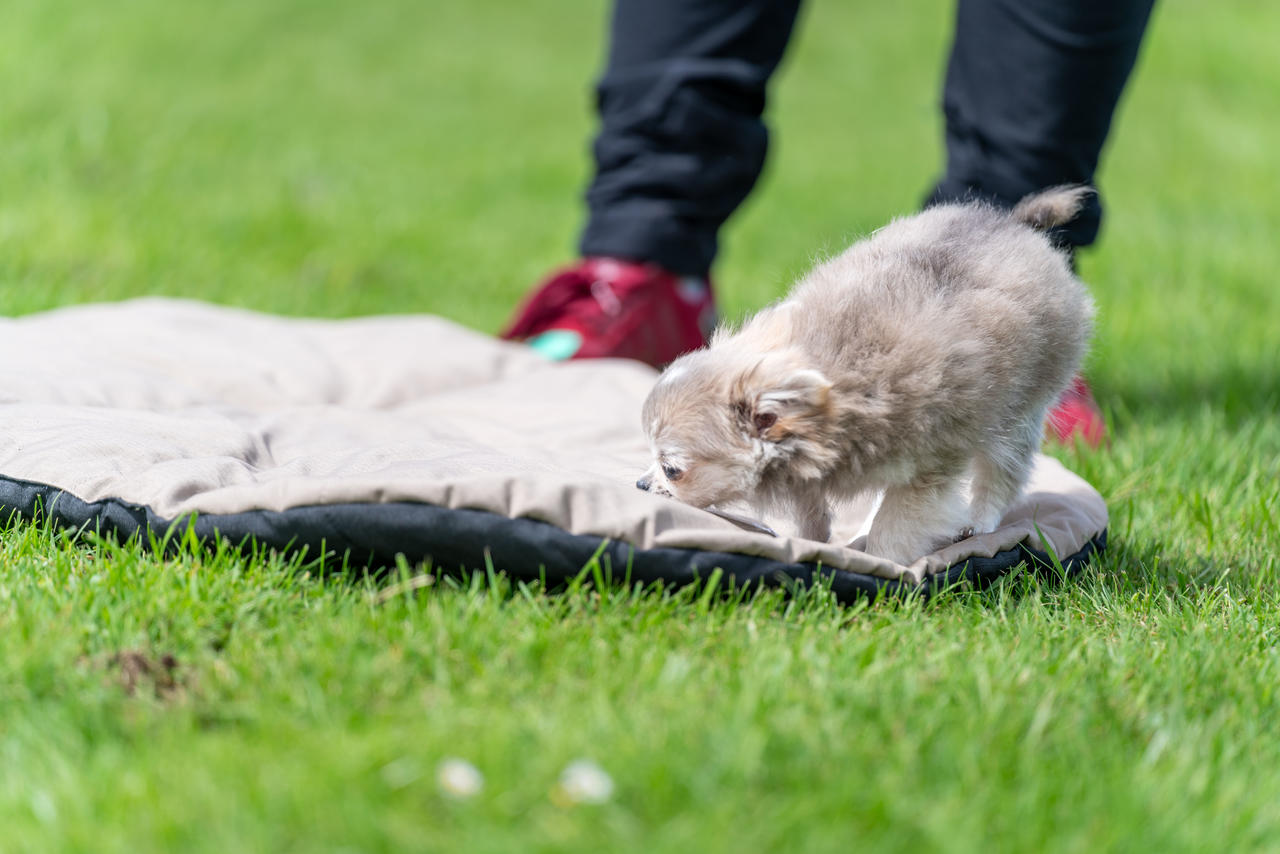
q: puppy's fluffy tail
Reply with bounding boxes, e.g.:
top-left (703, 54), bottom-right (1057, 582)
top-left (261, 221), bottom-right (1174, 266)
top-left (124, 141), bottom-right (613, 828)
top-left (1011, 184), bottom-right (1095, 232)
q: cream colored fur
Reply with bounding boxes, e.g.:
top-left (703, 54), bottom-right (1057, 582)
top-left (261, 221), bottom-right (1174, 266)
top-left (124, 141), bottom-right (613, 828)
top-left (638, 186), bottom-right (1095, 565)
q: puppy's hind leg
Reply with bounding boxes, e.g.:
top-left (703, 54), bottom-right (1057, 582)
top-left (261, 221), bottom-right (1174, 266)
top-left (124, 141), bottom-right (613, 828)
top-left (966, 415), bottom-right (1042, 537)
top-left (867, 470), bottom-right (970, 565)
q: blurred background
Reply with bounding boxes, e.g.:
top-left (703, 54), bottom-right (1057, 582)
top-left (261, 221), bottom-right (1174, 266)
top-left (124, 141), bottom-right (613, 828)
top-left (1, 0), bottom-right (1277, 429)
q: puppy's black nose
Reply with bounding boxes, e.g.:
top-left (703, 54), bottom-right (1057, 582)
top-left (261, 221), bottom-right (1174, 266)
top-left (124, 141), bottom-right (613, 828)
top-left (636, 477), bottom-right (651, 492)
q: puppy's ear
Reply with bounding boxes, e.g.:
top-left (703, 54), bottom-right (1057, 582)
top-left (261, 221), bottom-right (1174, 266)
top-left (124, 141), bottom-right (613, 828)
top-left (736, 364), bottom-right (832, 441)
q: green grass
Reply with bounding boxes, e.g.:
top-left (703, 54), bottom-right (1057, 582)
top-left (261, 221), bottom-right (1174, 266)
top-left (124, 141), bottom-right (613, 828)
top-left (2, 0), bottom-right (1279, 850)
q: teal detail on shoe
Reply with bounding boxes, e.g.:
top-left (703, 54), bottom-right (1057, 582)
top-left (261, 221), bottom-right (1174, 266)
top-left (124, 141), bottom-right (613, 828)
top-left (527, 329), bottom-right (582, 361)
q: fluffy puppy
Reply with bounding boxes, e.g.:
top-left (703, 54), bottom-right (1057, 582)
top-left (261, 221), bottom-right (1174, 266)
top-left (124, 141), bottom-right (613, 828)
top-left (637, 186), bottom-right (1095, 565)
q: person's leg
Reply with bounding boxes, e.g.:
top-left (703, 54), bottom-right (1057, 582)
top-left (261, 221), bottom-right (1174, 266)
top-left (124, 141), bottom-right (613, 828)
top-left (581, 0), bottom-right (804, 276)
top-left (504, 0), bottom-right (803, 367)
top-left (928, 0), bottom-right (1155, 447)
top-left (927, 0), bottom-right (1156, 249)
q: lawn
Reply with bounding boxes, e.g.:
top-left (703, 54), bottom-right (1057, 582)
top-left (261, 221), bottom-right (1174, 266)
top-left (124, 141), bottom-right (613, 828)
top-left (2, 0), bottom-right (1279, 851)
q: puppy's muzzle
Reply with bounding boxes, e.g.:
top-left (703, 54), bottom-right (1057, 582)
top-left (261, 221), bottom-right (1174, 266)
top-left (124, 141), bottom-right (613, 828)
top-left (636, 476), bottom-right (672, 497)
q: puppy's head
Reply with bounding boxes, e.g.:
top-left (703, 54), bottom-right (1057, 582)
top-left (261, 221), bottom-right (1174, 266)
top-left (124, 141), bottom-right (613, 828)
top-left (637, 346), bottom-right (834, 508)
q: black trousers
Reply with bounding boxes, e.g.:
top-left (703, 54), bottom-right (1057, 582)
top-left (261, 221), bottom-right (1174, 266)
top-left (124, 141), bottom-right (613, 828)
top-left (580, 0), bottom-right (1156, 276)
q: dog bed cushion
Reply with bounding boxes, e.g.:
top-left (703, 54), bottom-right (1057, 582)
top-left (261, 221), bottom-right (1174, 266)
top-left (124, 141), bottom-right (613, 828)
top-left (0, 299), bottom-right (1107, 599)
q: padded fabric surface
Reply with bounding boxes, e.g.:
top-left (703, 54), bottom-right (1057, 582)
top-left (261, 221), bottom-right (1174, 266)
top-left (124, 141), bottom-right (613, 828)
top-left (0, 299), bottom-right (1108, 593)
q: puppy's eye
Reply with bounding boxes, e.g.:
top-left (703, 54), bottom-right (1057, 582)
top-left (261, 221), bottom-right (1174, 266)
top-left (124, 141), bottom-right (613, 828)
top-left (662, 463), bottom-right (684, 482)
top-left (753, 412), bottom-right (777, 433)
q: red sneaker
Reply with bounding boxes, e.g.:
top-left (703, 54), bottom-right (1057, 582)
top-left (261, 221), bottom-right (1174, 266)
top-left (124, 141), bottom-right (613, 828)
top-left (1046, 375), bottom-right (1107, 448)
top-left (501, 257), bottom-right (716, 368)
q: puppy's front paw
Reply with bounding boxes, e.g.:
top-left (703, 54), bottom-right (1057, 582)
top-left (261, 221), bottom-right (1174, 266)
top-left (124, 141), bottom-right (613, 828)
top-left (954, 526), bottom-right (976, 543)
top-left (866, 524), bottom-right (962, 565)
top-left (867, 481), bottom-right (971, 564)
top-left (865, 531), bottom-right (935, 565)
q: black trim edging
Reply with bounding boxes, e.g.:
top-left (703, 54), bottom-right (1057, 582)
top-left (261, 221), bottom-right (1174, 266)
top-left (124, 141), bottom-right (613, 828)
top-left (0, 475), bottom-right (1104, 604)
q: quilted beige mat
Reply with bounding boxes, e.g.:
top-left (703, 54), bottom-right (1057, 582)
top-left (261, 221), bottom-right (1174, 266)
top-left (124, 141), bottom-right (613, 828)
top-left (0, 299), bottom-right (1107, 594)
